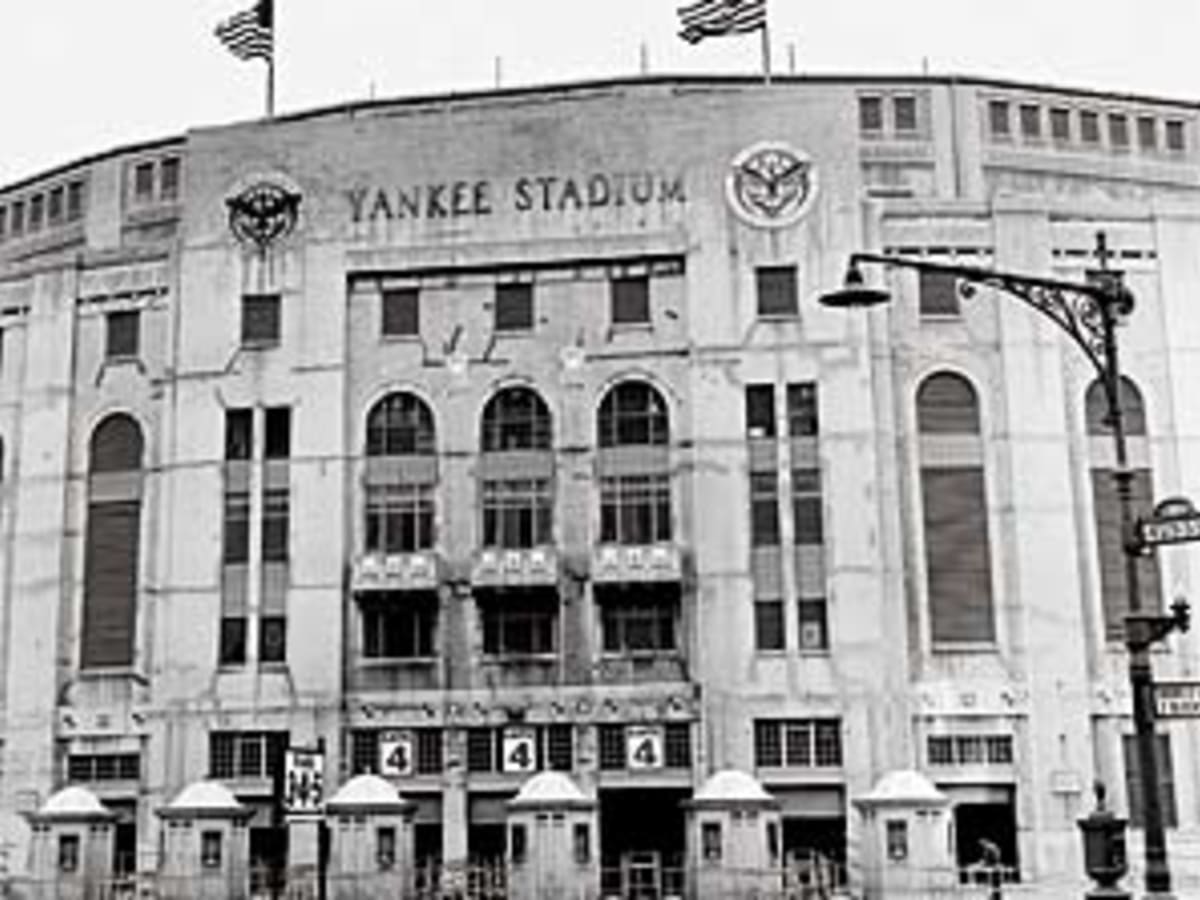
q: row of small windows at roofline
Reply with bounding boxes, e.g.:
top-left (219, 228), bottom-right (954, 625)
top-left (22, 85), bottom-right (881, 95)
top-left (128, 156), bottom-right (181, 208)
top-left (986, 97), bottom-right (1187, 155)
top-left (0, 179), bottom-right (86, 244)
top-left (857, 93), bottom-right (924, 140)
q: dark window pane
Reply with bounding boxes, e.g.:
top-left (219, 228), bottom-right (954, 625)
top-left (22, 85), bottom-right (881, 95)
top-left (1109, 114), bottom-right (1129, 148)
top-left (1138, 117), bottom-right (1157, 150)
top-left (261, 489), bottom-right (289, 562)
top-left (1166, 120), bottom-right (1185, 151)
top-left (48, 187), bottom-right (64, 226)
top-left (1050, 108), bottom-right (1071, 142)
top-left (756, 266), bottom-right (798, 317)
top-left (366, 393), bottom-right (436, 456)
top-left (382, 288), bottom-right (420, 337)
top-left (664, 723), bottom-right (690, 768)
top-left (223, 491), bottom-right (250, 564)
top-left (893, 96), bottom-right (917, 133)
top-left (29, 195), bottom-right (44, 231)
top-left (259, 615), bottom-right (286, 663)
top-left (91, 414), bottom-right (144, 473)
top-left (546, 725), bottom-right (574, 771)
top-left (787, 383), bottom-right (819, 437)
top-left (750, 472), bottom-right (781, 547)
top-left (859, 96), bottom-right (883, 133)
top-left (1019, 104), bottom-right (1040, 138)
top-left (242, 294), bottom-right (281, 346)
top-left (917, 373), bottom-right (980, 434)
top-left (481, 387), bottom-right (552, 451)
top-left (793, 467), bottom-right (824, 545)
top-left (598, 725), bottom-right (625, 770)
top-left (351, 730), bottom-right (379, 774)
top-left (1080, 111), bottom-right (1101, 143)
top-left (66, 181), bottom-right (85, 221)
top-left (988, 101), bottom-right (1010, 137)
top-left (597, 382), bottom-right (669, 448)
top-left (745, 385), bottom-right (776, 438)
top-left (219, 616), bottom-right (247, 665)
top-left (134, 163), bottom-right (155, 203)
top-left (160, 158), bottom-right (180, 202)
top-left (754, 721), bottom-right (781, 767)
top-left (10, 202), bottom-right (23, 236)
top-left (798, 599), bottom-right (828, 650)
top-left (611, 276), bottom-right (650, 325)
top-left (416, 729), bottom-right (442, 774)
top-left (495, 282), bottom-right (534, 332)
top-left (919, 271), bottom-right (960, 317)
top-left (106, 310), bottom-right (140, 359)
top-left (264, 407), bottom-right (291, 459)
top-left (923, 468), bottom-right (995, 643)
top-left (225, 409), bottom-right (253, 460)
top-left (754, 600), bottom-right (785, 651)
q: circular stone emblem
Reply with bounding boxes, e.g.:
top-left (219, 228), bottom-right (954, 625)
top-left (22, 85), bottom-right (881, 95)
top-left (725, 142), bottom-right (817, 228)
top-left (226, 181), bottom-right (302, 249)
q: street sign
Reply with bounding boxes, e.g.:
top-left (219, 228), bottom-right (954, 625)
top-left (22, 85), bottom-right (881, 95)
top-left (284, 747), bottom-right (325, 818)
top-left (1154, 682), bottom-right (1200, 718)
top-left (1138, 496), bottom-right (1200, 548)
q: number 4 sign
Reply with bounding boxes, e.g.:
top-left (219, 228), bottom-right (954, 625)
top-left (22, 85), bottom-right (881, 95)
top-left (626, 725), bottom-right (664, 770)
top-left (379, 731), bottom-right (414, 777)
top-left (502, 727), bottom-right (538, 773)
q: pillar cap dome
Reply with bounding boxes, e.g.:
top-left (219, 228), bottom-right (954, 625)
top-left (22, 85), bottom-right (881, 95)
top-left (160, 780), bottom-right (250, 819)
top-left (856, 770), bottom-right (949, 807)
top-left (509, 772), bottom-right (594, 810)
top-left (690, 769), bottom-right (778, 808)
top-left (34, 786), bottom-right (113, 823)
top-left (327, 774), bottom-right (413, 814)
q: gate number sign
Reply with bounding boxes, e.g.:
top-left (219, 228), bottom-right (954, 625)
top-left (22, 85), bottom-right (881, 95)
top-left (626, 725), bottom-right (664, 770)
top-left (502, 727), bottom-right (538, 773)
top-left (379, 731), bottom-right (414, 777)
top-left (284, 747), bottom-right (325, 817)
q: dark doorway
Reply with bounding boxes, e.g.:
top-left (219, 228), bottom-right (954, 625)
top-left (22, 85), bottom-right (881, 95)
top-left (469, 824), bottom-right (506, 864)
top-left (955, 801), bottom-right (1019, 881)
top-left (249, 826), bottom-right (288, 895)
top-left (783, 816), bottom-right (846, 886)
top-left (600, 788), bottom-right (689, 898)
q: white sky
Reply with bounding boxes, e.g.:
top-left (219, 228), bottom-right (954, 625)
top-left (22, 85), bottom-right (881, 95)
top-left (1, 0), bottom-right (1198, 185)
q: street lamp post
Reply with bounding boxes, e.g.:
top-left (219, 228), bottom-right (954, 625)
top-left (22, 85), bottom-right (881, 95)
top-left (819, 232), bottom-right (1189, 897)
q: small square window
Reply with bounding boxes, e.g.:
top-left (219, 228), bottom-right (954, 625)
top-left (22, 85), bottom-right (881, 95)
top-left (133, 162), bottom-right (155, 203)
top-left (859, 96), bottom-right (883, 134)
top-left (988, 100), bottom-right (1010, 137)
top-left (1109, 114), bottom-right (1129, 149)
top-left (893, 96), bottom-right (918, 134)
top-left (755, 266), bottom-right (798, 318)
top-left (160, 158), bottom-right (180, 202)
top-left (611, 275), bottom-right (650, 325)
top-left (242, 293), bottom-right (281, 346)
top-left (1137, 116), bottom-right (1157, 151)
top-left (1050, 108), bottom-right (1071, 142)
top-left (105, 310), bottom-right (140, 359)
top-left (381, 287), bottom-right (420, 337)
top-left (919, 270), bottom-right (960, 317)
top-left (1166, 120), bottom-right (1186, 152)
top-left (29, 195), bottom-right (44, 232)
top-left (927, 735), bottom-right (954, 765)
top-left (219, 616), bottom-right (247, 666)
top-left (495, 282), bottom-right (534, 332)
top-left (1019, 104), bottom-right (1041, 139)
top-left (1080, 111), bottom-right (1101, 144)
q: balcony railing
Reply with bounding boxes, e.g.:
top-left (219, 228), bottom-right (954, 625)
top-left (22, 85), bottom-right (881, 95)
top-left (592, 543), bottom-right (682, 584)
top-left (471, 547), bottom-right (558, 588)
top-left (351, 551), bottom-right (440, 592)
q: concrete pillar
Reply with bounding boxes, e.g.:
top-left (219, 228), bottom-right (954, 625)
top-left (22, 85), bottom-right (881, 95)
top-left (684, 770), bottom-right (782, 899)
top-left (507, 772), bottom-right (598, 900)
top-left (26, 786), bottom-right (116, 900)
top-left (325, 773), bottom-right (415, 900)
top-left (853, 770), bottom-right (955, 899)
top-left (156, 781), bottom-right (251, 900)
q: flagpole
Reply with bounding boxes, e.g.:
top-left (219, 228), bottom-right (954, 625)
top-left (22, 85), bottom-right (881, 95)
top-left (267, 55), bottom-right (275, 118)
top-left (760, 22), bottom-right (772, 84)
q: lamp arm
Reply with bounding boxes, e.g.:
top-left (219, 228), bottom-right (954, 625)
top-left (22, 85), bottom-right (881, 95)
top-left (850, 252), bottom-right (1128, 383)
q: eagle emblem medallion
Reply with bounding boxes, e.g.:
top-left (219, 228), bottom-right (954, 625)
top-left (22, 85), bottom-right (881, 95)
top-left (725, 142), bottom-right (817, 228)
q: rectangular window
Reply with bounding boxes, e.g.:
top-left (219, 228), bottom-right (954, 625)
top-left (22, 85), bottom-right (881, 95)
top-left (351, 730), bottom-right (380, 775)
top-left (573, 823), bottom-right (590, 865)
top-left (263, 407), bottom-right (291, 459)
top-left (67, 181), bottom-right (84, 222)
top-left (219, 616), bottom-right (247, 665)
top-left (754, 599), bottom-right (785, 651)
top-left (745, 385), bottom-right (776, 438)
top-left (893, 96), bottom-right (918, 134)
top-left (365, 484), bottom-right (435, 553)
top-left (1137, 116), bottom-right (1157, 150)
top-left (208, 731), bottom-right (287, 779)
top-left (59, 835), bottom-right (79, 873)
top-left (481, 478), bottom-right (553, 548)
top-left (48, 186), bottom-right (64, 226)
top-left (1080, 110), bottom-right (1101, 144)
top-left (160, 158), bottom-right (180, 202)
top-left (0, 207), bottom-right (6, 241)
top-left (495, 282), bottom-right (534, 332)
top-left (664, 723), bottom-right (691, 768)
top-left (10, 201), bottom-right (23, 237)
top-left (919, 270), bottom-right (960, 317)
top-left (928, 736), bottom-right (954, 765)
top-left (1019, 104), bottom-right (1041, 139)
top-left (1109, 114), bottom-right (1130, 148)
top-left (792, 467), bottom-right (823, 545)
top-left (750, 472), bottom-right (781, 547)
top-left (261, 489), bottom-right (289, 562)
top-left (886, 820), bottom-right (908, 861)
top-left (241, 293), bottom-right (281, 347)
top-left (415, 728), bottom-right (443, 774)
top-left (259, 615), bottom-right (286, 663)
top-left (547, 724), bottom-right (574, 771)
top-left (1050, 108), bottom-right (1071, 142)
top-left (923, 467), bottom-right (996, 643)
top-left (600, 593), bottom-right (676, 653)
top-left (133, 162), bottom-right (155, 203)
top-left (755, 266), bottom-right (798, 318)
top-left (480, 592), bottom-right (557, 656)
top-left (858, 96), bottom-right (883, 134)
top-left (611, 275), bottom-right (650, 325)
top-left (599, 474), bottom-right (672, 544)
top-left (105, 310), bottom-right (140, 359)
top-left (598, 725), bottom-right (625, 770)
top-left (787, 383), bottom-right (819, 437)
top-left (376, 827), bottom-right (396, 870)
top-left (225, 408), bottom-right (253, 460)
top-left (702, 822), bottom-right (722, 863)
top-left (927, 734), bottom-right (1014, 765)
top-left (798, 598), bottom-right (828, 650)
top-left (754, 719), bottom-right (842, 768)
top-left (362, 594), bottom-right (436, 659)
top-left (467, 728), bottom-right (495, 773)
top-left (381, 287), bottom-right (420, 337)
top-left (988, 100), bottom-right (1010, 137)
top-left (66, 753), bottom-right (140, 782)
top-left (1165, 120), bottom-right (1186, 151)
top-left (1123, 734), bottom-right (1177, 828)
top-left (29, 195), bottom-right (44, 232)
top-left (222, 492), bottom-right (250, 564)
top-left (201, 831), bottom-right (223, 869)
top-left (510, 824), bottom-right (527, 864)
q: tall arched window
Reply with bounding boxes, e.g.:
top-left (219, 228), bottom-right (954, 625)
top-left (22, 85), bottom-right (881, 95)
top-left (480, 387), bottom-right (553, 548)
top-left (81, 413), bottom-right (144, 668)
top-left (364, 393), bottom-right (436, 553)
top-left (1086, 376), bottom-right (1160, 639)
top-left (597, 381), bottom-right (671, 544)
top-left (917, 372), bottom-right (995, 644)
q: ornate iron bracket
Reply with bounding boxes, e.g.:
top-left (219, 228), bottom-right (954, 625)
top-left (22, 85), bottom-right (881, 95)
top-left (1126, 598), bottom-right (1190, 653)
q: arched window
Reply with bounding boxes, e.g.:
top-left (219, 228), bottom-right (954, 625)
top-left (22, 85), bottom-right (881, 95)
top-left (364, 393), bottom-right (436, 553)
top-left (1086, 376), bottom-right (1160, 639)
top-left (916, 372), bottom-right (994, 644)
top-left (597, 380), bottom-right (672, 544)
top-left (480, 387), bottom-right (553, 548)
top-left (81, 413), bottom-right (144, 668)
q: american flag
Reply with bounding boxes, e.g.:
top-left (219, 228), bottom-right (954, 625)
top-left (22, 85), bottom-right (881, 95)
top-left (215, 0), bottom-right (273, 62)
top-left (677, 0), bottom-right (767, 44)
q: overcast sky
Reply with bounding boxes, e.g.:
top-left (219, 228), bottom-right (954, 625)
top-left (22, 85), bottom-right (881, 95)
top-left (1, 0), bottom-right (1197, 185)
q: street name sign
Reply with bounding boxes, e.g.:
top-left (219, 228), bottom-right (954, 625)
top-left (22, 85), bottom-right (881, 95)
top-left (1155, 682), bottom-right (1200, 718)
top-left (1138, 497), bottom-right (1200, 549)
top-left (284, 746), bottom-right (325, 818)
